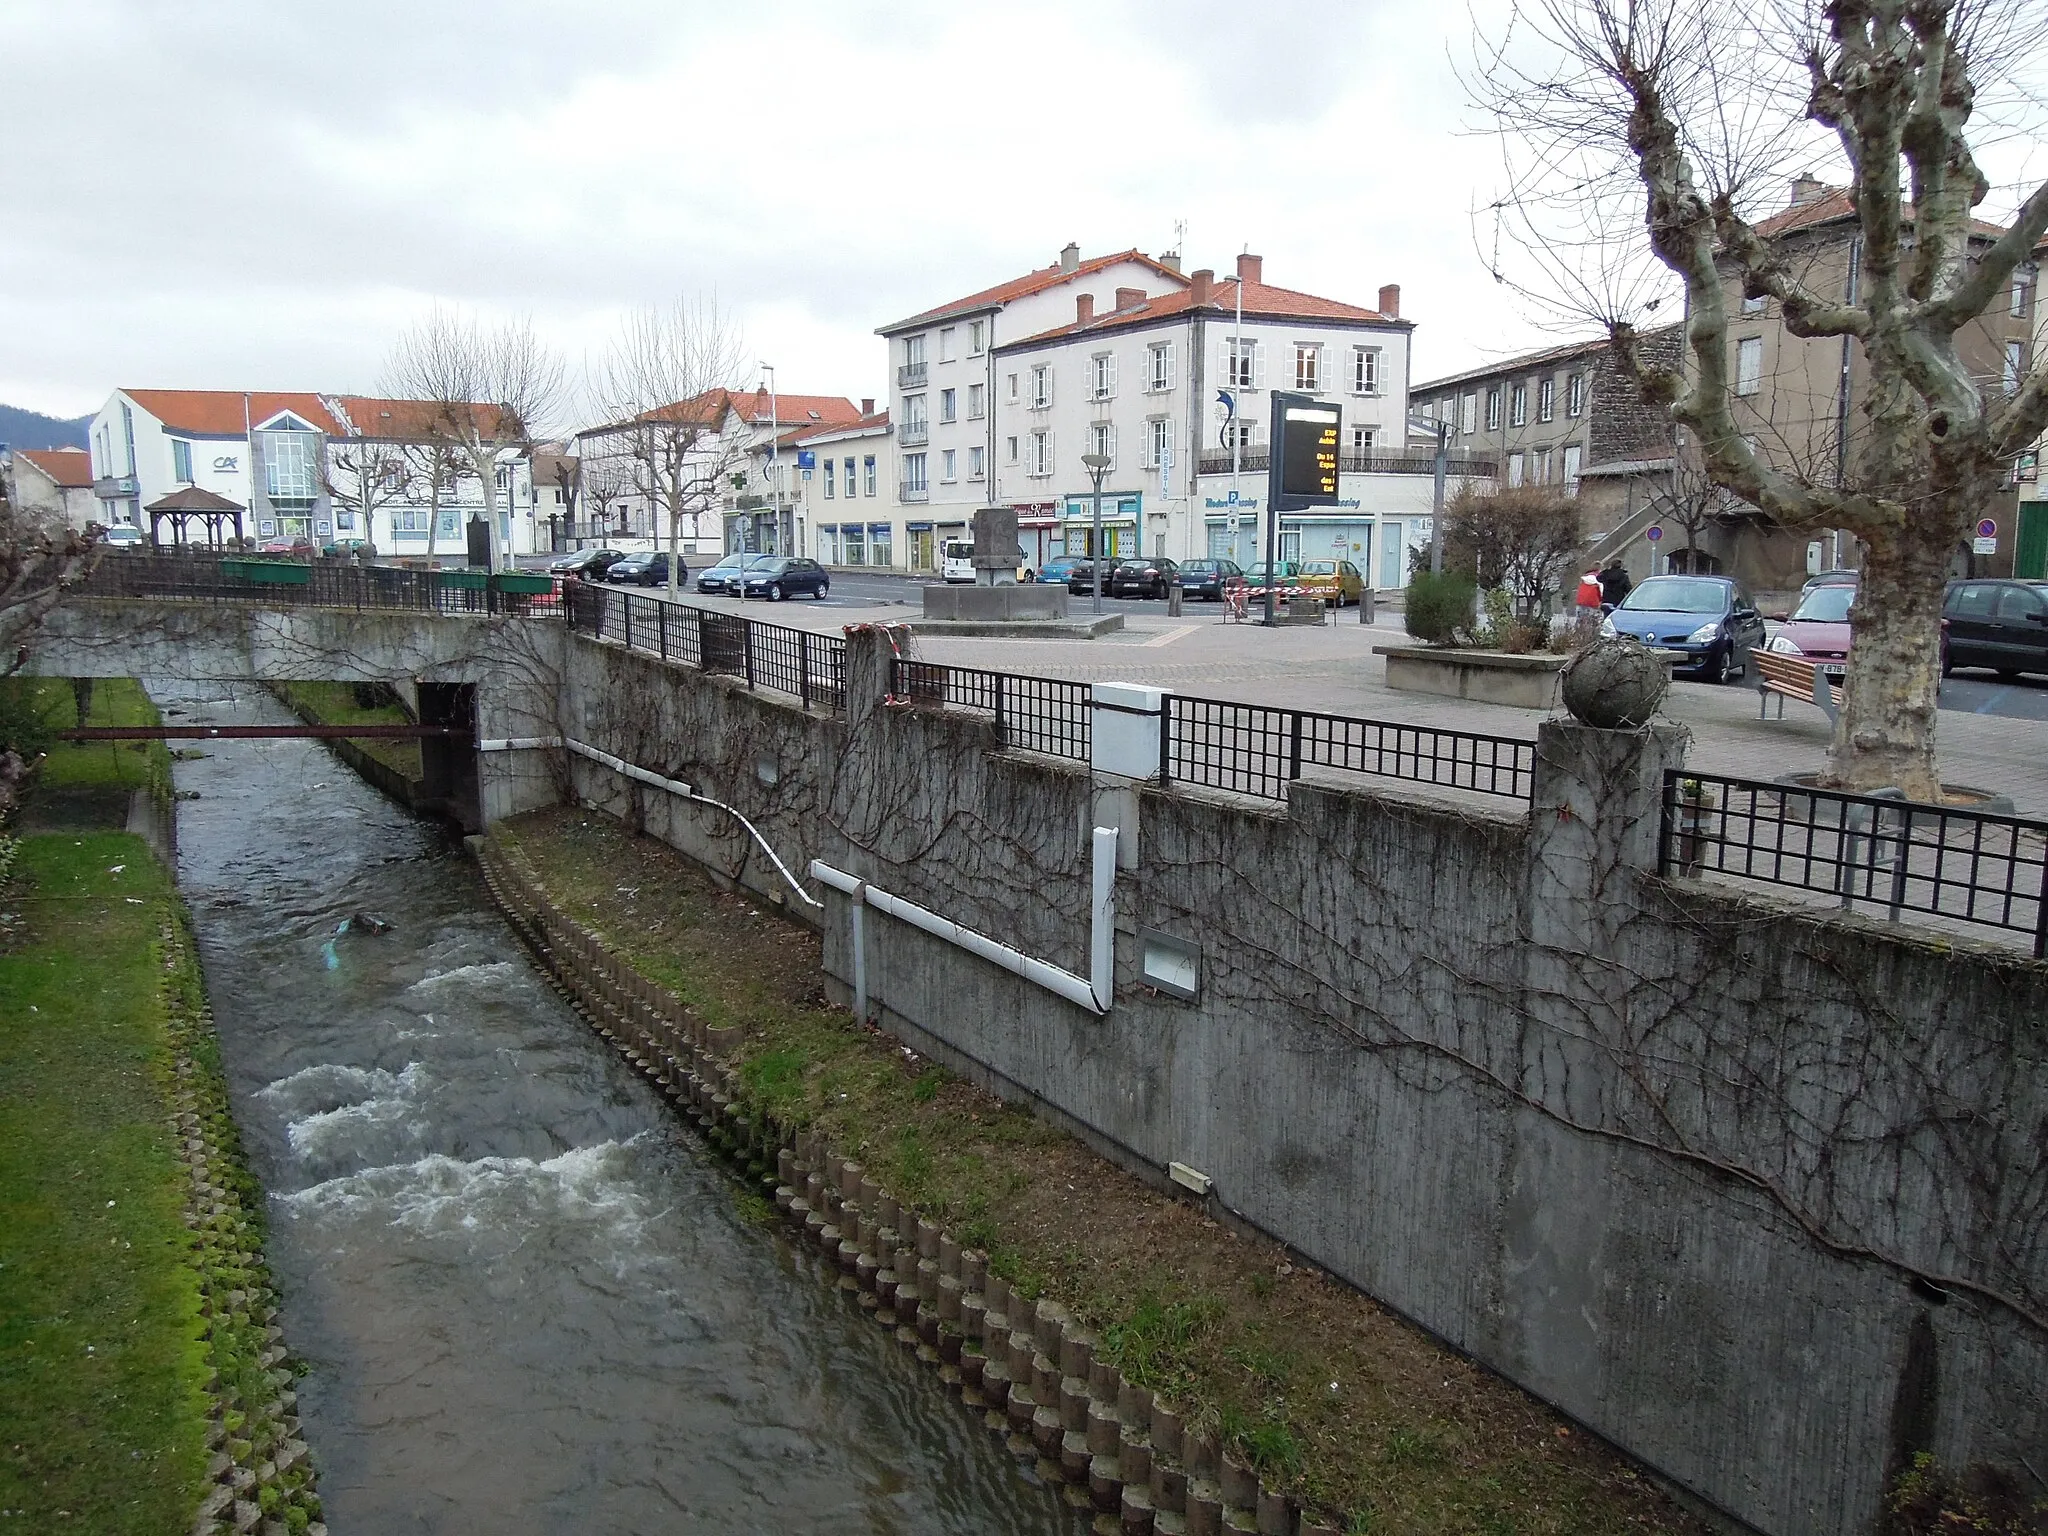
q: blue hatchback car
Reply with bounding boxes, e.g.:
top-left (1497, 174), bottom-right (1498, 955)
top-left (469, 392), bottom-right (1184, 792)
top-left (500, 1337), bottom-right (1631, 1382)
top-left (1599, 574), bottom-right (1766, 683)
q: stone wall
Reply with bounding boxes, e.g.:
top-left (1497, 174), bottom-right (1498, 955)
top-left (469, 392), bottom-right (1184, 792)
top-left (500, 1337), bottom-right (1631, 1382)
top-left (550, 625), bottom-right (2047, 1536)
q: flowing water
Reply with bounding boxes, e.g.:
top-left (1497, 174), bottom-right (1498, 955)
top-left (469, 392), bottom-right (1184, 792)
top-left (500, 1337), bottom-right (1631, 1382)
top-left (160, 682), bottom-right (1082, 1535)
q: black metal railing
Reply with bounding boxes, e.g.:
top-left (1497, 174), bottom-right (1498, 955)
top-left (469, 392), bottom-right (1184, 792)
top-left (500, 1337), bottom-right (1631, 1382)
top-left (77, 551), bottom-right (566, 617)
top-left (892, 661), bottom-right (1091, 760)
top-left (565, 583), bottom-right (845, 712)
top-left (1659, 771), bottom-right (2048, 956)
top-left (1165, 696), bottom-right (1534, 802)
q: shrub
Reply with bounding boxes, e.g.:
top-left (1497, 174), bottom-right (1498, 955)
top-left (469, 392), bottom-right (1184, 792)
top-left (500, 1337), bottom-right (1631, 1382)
top-left (1403, 572), bottom-right (1477, 645)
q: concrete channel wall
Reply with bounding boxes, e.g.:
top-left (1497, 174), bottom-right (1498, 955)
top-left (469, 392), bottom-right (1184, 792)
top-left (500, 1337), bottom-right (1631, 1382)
top-left (552, 624), bottom-right (2048, 1536)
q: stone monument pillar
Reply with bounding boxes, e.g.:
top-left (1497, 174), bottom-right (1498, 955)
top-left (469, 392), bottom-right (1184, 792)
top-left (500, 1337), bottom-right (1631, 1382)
top-left (971, 506), bottom-right (1020, 587)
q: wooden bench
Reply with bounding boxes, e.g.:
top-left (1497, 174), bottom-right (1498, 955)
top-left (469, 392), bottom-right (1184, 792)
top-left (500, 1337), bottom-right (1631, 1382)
top-left (1753, 649), bottom-right (1842, 724)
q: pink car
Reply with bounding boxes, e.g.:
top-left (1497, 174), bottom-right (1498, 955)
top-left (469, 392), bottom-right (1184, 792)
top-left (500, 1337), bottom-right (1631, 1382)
top-left (1765, 577), bottom-right (1857, 679)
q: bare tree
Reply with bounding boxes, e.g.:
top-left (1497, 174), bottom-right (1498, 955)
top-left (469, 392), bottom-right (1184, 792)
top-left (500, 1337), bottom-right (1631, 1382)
top-left (592, 298), bottom-right (748, 597)
top-left (1446, 484), bottom-right (1587, 616)
top-left (0, 483), bottom-right (97, 679)
top-left (579, 455), bottom-right (630, 539)
top-left (1651, 449), bottom-right (1741, 571)
top-left (1473, 0), bottom-right (2048, 798)
top-left (396, 439), bottom-right (470, 566)
top-left (319, 431), bottom-right (411, 554)
top-left (383, 308), bottom-right (563, 570)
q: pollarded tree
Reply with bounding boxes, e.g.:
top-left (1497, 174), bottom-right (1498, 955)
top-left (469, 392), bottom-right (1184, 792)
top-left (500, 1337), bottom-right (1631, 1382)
top-left (1446, 484), bottom-right (1586, 618)
top-left (1474, 0), bottom-right (2048, 798)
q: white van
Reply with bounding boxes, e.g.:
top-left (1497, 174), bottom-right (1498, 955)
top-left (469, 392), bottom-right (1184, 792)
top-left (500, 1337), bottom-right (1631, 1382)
top-left (101, 524), bottom-right (145, 548)
top-left (941, 537), bottom-right (974, 584)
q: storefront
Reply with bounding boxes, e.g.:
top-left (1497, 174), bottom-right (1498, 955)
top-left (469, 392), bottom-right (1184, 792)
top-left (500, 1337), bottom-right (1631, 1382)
top-left (817, 521), bottom-right (898, 567)
top-left (1014, 502), bottom-right (1061, 571)
top-left (1060, 492), bottom-right (1141, 559)
top-left (907, 521), bottom-right (936, 573)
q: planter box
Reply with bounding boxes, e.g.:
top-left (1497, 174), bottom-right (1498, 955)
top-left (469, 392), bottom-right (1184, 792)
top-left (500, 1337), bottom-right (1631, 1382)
top-left (1373, 644), bottom-right (1567, 709)
top-left (436, 569), bottom-right (490, 591)
top-left (220, 559), bottom-right (310, 586)
top-left (493, 574), bottom-right (555, 595)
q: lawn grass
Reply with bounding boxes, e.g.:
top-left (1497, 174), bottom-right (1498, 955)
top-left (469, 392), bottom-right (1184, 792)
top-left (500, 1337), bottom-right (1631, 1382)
top-left (0, 677), bottom-right (173, 798)
top-left (0, 832), bottom-right (210, 1532)
top-left (269, 681), bottom-right (422, 779)
top-left (495, 807), bottom-right (1709, 1535)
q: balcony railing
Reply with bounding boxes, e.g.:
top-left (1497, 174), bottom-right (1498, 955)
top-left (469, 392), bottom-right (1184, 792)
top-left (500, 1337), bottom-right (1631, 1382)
top-left (899, 482), bottom-right (930, 503)
top-left (899, 421), bottom-right (930, 447)
top-left (1195, 451), bottom-right (1500, 478)
top-left (898, 362), bottom-right (927, 389)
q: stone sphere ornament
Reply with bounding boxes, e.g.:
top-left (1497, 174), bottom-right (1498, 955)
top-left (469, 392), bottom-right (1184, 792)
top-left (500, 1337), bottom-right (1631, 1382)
top-left (1561, 637), bottom-right (1670, 729)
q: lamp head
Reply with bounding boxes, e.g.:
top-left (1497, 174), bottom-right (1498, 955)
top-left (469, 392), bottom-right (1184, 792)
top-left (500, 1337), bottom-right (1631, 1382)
top-left (1080, 452), bottom-right (1111, 470)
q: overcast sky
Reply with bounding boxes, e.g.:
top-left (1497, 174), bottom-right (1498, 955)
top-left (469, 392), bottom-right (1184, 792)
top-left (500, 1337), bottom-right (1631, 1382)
top-left (4, 1), bottom-right (2043, 427)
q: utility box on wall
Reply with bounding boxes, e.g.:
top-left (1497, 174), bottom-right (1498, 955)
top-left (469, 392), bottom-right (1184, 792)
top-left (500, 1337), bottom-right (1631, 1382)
top-left (1091, 682), bottom-right (1163, 780)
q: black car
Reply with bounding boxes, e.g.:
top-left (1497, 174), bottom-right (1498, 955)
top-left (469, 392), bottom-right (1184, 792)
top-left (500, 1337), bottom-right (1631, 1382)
top-left (696, 553), bottom-right (773, 594)
top-left (740, 557), bottom-right (831, 601)
top-left (1107, 557), bottom-right (1179, 598)
top-left (605, 552), bottom-right (684, 586)
top-left (548, 547), bottom-right (625, 578)
top-left (1066, 559), bottom-right (1108, 595)
top-left (1175, 558), bottom-right (1245, 600)
top-left (1600, 574), bottom-right (1766, 683)
top-left (1942, 578), bottom-right (2048, 679)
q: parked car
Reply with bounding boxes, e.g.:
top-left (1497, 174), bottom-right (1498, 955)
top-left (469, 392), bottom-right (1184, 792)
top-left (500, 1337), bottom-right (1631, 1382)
top-left (1941, 578), bottom-right (2048, 679)
top-left (606, 551), bottom-right (684, 586)
top-left (1765, 576), bottom-right (1858, 679)
top-left (1291, 558), bottom-right (1366, 607)
top-left (1065, 559), bottom-right (1106, 595)
top-left (1106, 557), bottom-right (1179, 598)
top-left (548, 548), bottom-right (625, 579)
top-left (1038, 555), bottom-right (1089, 587)
top-left (1802, 567), bottom-right (1861, 591)
top-left (696, 553), bottom-right (772, 594)
top-left (321, 538), bottom-right (372, 559)
top-left (1241, 561), bottom-right (1302, 597)
top-left (260, 536), bottom-right (315, 556)
top-left (740, 556), bottom-right (831, 601)
top-left (1600, 574), bottom-right (1765, 683)
top-left (99, 524), bottom-right (146, 548)
top-left (1174, 558), bottom-right (1244, 600)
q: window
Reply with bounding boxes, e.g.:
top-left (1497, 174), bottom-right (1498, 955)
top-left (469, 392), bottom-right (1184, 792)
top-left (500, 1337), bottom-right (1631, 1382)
top-left (869, 524), bottom-right (894, 566)
top-left (1005, 435), bottom-right (1019, 464)
top-left (1089, 421), bottom-right (1117, 468)
top-left (1735, 336), bottom-right (1764, 396)
top-left (171, 438), bottom-right (192, 482)
top-left (843, 523), bottom-right (867, 565)
top-left (1459, 392), bottom-right (1477, 433)
top-left (1028, 431), bottom-right (1052, 477)
top-left (1294, 344), bottom-right (1321, 391)
top-left (904, 334), bottom-right (926, 366)
top-left (1030, 364), bottom-right (1052, 408)
top-left (1506, 451), bottom-right (1525, 488)
top-left (2012, 279), bottom-right (2032, 319)
top-left (1145, 418), bottom-right (1173, 468)
top-left (863, 456), bottom-right (876, 496)
top-left (1509, 383), bottom-right (1527, 427)
top-left (394, 508), bottom-right (430, 534)
top-left (968, 319), bottom-right (987, 354)
top-left (1531, 449), bottom-right (1550, 484)
top-left (939, 327), bottom-right (956, 363)
top-left (1537, 376), bottom-right (1554, 423)
top-left (818, 524), bottom-right (840, 564)
top-left (1566, 373), bottom-right (1586, 417)
top-left (903, 453), bottom-right (928, 492)
top-left (968, 382), bottom-right (985, 419)
top-left (940, 388), bottom-right (957, 423)
top-left (1090, 352), bottom-right (1117, 400)
top-left (2005, 340), bottom-right (2025, 393)
top-left (1351, 346), bottom-right (1381, 395)
top-left (1743, 290), bottom-right (1768, 314)
top-left (824, 460), bottom-right (835, 498)
top-left (1225, 337), bottom-right (1260, 389)
top-left (968, 445), bottom-right (985, 480)
top-left (264, 432), bottom-right (315, 505)
top-left (941, 449), bottom-right (957, 482)
top-left (1006, 373), bottom-right (1019, 401)
top-left (1562, 444), bottom-right (1582, 493)
top-left (1223, 420), bottom-right (1257, 453)
top-left (1348, 425), bottom-right (1374, 459)
top-left (1484, 386), bottom-right (1503, 430)
top-left (1148, 341), bottom-right (1175, 392)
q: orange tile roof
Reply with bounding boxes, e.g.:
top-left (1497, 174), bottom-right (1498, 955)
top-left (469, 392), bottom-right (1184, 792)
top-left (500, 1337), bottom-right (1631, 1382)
top-left (1004, 277), bottom-right (1400, 348)
top-left (776, 411), bottom-right (890, 448)
top-left (18, 447), bottom-right (93, 488)
top-left (880, 250), bottom-right (1187, 334)
top-left (1753, 185), bottom-right (2006, 241)
top-left (122, 389), bottom-right (507, 439)
top-left (631, 387), bottom-right (863, 433)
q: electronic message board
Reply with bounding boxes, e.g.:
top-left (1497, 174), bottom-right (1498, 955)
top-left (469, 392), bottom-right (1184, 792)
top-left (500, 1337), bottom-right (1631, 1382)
top-left (1270, 391), bottom-right (1341, 510)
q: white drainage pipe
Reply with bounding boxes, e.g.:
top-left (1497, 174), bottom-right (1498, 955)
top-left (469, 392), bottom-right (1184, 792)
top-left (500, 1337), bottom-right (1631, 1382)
top-left (810, 825), bottom-right (1118, 1017)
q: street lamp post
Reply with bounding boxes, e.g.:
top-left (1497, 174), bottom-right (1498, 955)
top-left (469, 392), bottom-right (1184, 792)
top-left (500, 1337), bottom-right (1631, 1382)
top-left (1081, 452), bottom-right (1111, 615)
top-left (1405, 411), bottom-right (1452, 576)
top-left (760, 362), bottom-right (779, 555)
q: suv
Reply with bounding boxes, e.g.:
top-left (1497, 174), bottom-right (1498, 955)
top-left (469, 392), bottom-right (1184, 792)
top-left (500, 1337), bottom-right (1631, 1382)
top-left (1942, 578), bottom-right (2048, 679)
top-left (740, 557), bottom-right (831, 601)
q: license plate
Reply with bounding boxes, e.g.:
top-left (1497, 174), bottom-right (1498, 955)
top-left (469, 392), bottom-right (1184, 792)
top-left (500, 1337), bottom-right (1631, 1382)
top-left (1822, 664), bottom-right (1845, 680)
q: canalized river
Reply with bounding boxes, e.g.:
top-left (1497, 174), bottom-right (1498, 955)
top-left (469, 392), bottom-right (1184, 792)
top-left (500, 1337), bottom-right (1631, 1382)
top-left (160, 681), bottom-right (1083, 1534)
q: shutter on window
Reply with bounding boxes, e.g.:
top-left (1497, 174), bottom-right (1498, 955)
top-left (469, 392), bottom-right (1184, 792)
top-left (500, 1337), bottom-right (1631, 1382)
top-left (1165, 341), bottom-right (1177, 390)
top-left (1105, 353), bottom-right (1118, 396)
top-left (1253, 343), bottom-right (1266, 389)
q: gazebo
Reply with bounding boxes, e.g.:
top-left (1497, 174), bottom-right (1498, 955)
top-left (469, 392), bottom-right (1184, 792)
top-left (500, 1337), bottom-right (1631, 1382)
top-left (144, 486), bottom-right (245, 549)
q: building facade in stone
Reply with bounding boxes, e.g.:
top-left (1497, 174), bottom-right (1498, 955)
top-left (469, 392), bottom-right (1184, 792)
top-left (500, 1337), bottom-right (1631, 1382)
top-left (2, 447), bottom-right (96, 533)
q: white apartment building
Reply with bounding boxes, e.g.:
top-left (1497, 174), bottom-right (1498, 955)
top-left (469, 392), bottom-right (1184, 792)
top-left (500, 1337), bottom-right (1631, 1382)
top-left (769, 411), bottom-right (896, 568)
top-left (86, 389), bottom-right (542, 558)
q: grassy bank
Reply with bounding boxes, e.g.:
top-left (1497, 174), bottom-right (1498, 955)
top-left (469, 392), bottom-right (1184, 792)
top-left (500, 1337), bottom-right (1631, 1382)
top-left (494, 806), bottom-right (1708, 1535)
top-left (0, 676), bottom-right (174, 801)
top-left (0, 833), bottom-right (209, 1532)
top-left (269, 681), bottom-right (422, 780)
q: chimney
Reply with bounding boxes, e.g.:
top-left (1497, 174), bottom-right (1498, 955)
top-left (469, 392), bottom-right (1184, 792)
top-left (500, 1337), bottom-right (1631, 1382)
top-left (1059, 241), bottom-right (1080, 274)
top-left (1790, 173), bottom-right (1826, 208)
top-left (860, 398), bottom-right (874, 416)
top-left (1236, 251), bottom-right (1263, 284)
top-left (1190, 268), bottom-right (1215, 306)
top-left (1076, 293), bottom-right (1095, 325)
top-left (1378, 283), bottom-right (1401, 318)
top-left (1114, 286), bottom-right (1146, 311)
top-left (1158, 249), bottom-right (1182, 273)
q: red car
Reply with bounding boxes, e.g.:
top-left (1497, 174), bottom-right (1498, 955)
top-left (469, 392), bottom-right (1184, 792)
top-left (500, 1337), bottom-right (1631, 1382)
top-left (1765, 576), bottom-right (1857, 680)
top-left (259, 536), bottom-right (316, 556)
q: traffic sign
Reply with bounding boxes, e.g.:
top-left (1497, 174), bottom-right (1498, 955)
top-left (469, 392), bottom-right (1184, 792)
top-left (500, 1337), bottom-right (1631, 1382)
top-left (1646, 525), bottom-right (1663, 542)
top-left (1978, 517), bottom-right (1998, 538)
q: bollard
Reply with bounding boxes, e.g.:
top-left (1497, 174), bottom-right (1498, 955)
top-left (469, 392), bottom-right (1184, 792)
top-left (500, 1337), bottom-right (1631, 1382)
top-left (1167, 583), bottom-right (1183, 617)
top-left (1359, 586), bottom-right (1375, 625)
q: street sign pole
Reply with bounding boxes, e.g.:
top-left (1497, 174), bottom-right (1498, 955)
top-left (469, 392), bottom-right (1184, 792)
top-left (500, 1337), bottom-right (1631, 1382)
top-left (1264, 390), bottom-right (1343, 627)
